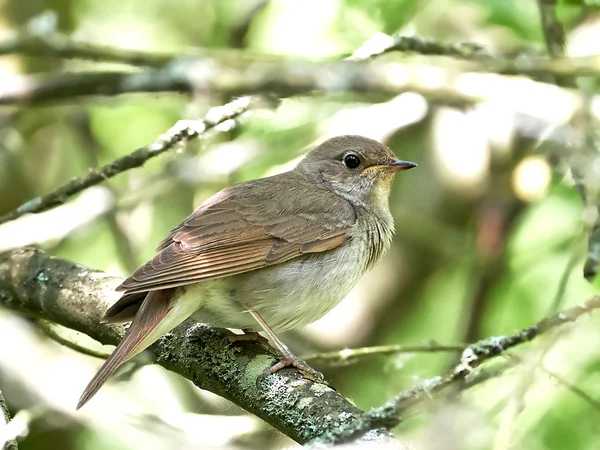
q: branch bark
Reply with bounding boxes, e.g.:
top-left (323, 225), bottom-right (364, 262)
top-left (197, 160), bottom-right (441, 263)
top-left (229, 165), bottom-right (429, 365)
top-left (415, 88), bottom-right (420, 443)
top-left (0, 247), bottom-right (404, 447)
top-left (0, 54), bottom-right (597, 116)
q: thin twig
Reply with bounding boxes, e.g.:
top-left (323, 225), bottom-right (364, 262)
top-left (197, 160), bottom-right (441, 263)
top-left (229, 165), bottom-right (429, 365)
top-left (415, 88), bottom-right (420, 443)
top-left (35, 319), bottom-right (111, 359)
top-left (548, 232), bottom-right (584, 313)
top-left (493, 329), bottom-right (562, 450)
top-left (306, 338), bottom-right (600, 416)
top-left (0, 32), bottom-right (176, 68)
top-left (314, 295), bottom-right (600, 445)
top-left (536, 0), bottom-right (600, 284)
top-left (0, 96), bottom-right (258, 225)
top-left (349, 32), bottom-right (490, 60)
top-left (303, 343), bottom-right (464, 365)
top-left (229, 0), bottom-right (271, 48)
top-left (537, 0), bottom-right (569, 65)
top-left (502, 352), bottom-right (600, 415)
top-left (539, 364), bottom-right (600, 414)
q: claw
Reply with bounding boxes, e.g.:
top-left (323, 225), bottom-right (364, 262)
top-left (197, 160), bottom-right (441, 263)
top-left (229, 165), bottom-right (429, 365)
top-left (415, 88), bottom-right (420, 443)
top-left (257, 354), bottom-right (324, 384)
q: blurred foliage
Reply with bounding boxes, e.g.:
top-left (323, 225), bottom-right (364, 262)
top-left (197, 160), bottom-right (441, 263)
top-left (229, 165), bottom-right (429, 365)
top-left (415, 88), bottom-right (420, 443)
top-left (1, 0), bottom-right (600, 449)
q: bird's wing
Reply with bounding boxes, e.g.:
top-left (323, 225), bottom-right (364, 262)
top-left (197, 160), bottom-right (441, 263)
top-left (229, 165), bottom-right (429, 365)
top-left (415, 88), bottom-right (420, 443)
top-left (117, 174), bottom-right (356, 295)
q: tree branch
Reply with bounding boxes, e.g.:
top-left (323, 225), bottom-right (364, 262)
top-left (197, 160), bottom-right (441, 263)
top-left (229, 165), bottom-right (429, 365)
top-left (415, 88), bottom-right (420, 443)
top-left (1, 54), bottom-right (599, 108)
top-left (0, 247), bottom-right (403, 447)
top-left (0, 30), bottom-right (487, 67)
top-left (0, 31), bottom-right (176, 68)
top-left (1, 247), bottom-right (597, 446)
top-left (0, 33), bottom-right (496, 227)
top-left (0, 96), bottom-right (259, 225)
top-left (537, 0), bottom-right (568, 61)
top-left (349, 33), bottom-right (490, 60)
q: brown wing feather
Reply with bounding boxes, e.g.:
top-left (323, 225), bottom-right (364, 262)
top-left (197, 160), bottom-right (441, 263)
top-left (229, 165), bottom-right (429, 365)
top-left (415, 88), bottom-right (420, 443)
top-left (115, 173), bottom-right (356, 297)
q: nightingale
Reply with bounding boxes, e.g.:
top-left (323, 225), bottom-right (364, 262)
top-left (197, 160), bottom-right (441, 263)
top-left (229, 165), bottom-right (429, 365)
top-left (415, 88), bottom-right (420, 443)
top-left (77, 135), bottom-right (416, 409)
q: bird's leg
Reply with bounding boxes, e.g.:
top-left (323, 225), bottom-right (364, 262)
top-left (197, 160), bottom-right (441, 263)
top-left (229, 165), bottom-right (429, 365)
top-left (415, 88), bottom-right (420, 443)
top-left (245, 307), bottom-right (324, 383)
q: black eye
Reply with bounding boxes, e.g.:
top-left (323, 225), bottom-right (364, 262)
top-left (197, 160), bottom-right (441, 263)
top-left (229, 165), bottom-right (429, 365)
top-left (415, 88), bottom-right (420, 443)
top-left (343, 153), bottom-right (361, 169)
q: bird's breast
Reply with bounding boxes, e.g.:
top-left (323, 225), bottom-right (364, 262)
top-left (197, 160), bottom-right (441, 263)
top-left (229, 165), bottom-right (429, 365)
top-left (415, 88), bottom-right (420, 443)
top-left (185, 233), bottom-right (375, 332)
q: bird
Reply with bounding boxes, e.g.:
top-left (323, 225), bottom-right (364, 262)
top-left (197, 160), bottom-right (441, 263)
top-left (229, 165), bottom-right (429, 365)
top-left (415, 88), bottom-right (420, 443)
top-left (77, 134), bottom-right (417, 409)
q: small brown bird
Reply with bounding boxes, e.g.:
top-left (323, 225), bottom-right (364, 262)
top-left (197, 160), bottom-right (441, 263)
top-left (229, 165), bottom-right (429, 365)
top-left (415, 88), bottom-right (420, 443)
top-left (77, 135), bottom-right (416, 409)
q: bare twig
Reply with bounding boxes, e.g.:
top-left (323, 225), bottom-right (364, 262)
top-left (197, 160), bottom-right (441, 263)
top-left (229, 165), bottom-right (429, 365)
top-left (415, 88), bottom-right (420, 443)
top-left (307, 339), bottom-right (600, 417)
top-left (548, 232), bottom-right (584, 313)
top-left (0, 96), bottom-right (257, 225)
top-left (229, 0), bottom-right (271, 48)
top-left (0, 32), bottom-right (176, 68)
top-left (35, 319), bottom-right (111, 360)
top-left (537, 0), bottom-right (568, 63)
top-left (313, 296), bottom-right (600, 445)
top-left (303, 343), bottom-right (464, 365)
top-left (493, 327), bottom-right (562, 450)
top-left (3, 54), bottom-right (600, 107)
top-left (349, 33), bottom-right (490, 60)
top-left (539, 364), bottom-right (600, 414)
top-left (536, 0), bottom-right (600, 283)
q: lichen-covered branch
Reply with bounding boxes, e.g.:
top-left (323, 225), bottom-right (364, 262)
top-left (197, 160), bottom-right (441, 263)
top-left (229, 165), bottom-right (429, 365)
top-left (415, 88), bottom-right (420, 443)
top-left (2, 246), bottom-right (597, 447)
top-left (0, 96), bottom-right (258, 225)
top-left (0, 388), bottom-right (18, 450)
top-left (0, 247), bottom-right (402, 447)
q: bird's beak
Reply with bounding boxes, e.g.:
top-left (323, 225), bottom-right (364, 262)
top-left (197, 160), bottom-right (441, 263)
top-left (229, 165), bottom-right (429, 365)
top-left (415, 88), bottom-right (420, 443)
top-left (362, 159), bottom-right (418, 174)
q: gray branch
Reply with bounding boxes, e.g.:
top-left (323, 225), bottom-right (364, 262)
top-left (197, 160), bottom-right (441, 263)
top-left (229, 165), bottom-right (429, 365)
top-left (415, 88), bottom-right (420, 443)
top-left (0, 247), bottom-right (404, 447)
top-left (0, 30), bottom-right (487, 67)
top-left (1, 54), bottom-right (600, 107)
top-left (0, 31), bottom-right (175, 67)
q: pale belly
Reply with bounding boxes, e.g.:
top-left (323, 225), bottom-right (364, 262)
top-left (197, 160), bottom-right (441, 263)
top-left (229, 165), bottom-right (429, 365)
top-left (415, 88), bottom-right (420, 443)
top-left (181, 238), bottom-right (370, 332)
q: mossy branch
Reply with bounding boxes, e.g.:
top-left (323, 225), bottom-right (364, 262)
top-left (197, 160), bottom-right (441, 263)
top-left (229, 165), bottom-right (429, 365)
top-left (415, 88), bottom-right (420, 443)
top-left (0, 247), bottom-right (402, 447)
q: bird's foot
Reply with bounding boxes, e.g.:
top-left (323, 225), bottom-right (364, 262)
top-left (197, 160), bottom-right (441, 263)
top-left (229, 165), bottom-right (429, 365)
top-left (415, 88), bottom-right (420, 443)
top-left (258, 354), bottom-right (324, 384)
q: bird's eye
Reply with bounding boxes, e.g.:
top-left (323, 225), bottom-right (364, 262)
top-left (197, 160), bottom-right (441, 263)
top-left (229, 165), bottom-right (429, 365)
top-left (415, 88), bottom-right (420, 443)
top-left (343, 153), bottom-right (361, 169)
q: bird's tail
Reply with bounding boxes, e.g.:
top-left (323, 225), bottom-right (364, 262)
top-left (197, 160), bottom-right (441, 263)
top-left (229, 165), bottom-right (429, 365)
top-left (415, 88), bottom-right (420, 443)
top-left (77, 288), bottom-right (198, 409)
